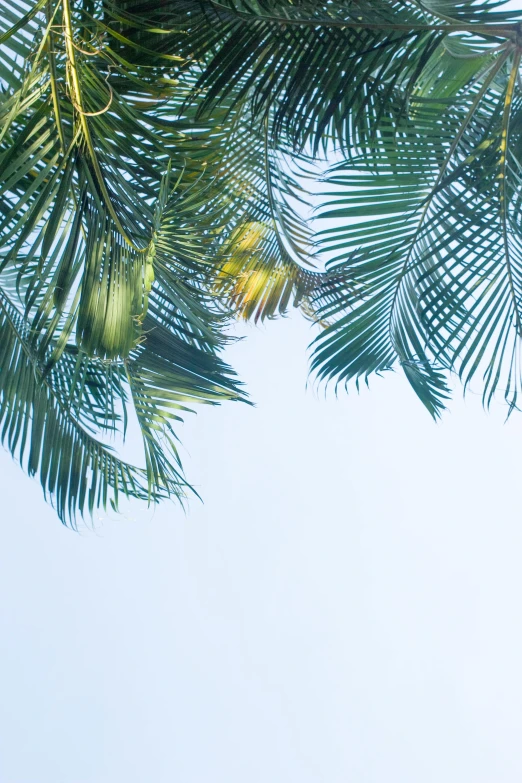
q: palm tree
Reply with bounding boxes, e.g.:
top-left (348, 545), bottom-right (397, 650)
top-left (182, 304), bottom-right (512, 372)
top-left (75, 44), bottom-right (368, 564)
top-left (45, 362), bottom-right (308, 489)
top-left (1, 0), bottom-right (521, 525)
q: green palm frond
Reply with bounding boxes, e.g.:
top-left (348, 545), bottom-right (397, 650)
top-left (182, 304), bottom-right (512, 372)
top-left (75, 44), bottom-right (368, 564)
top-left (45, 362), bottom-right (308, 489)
top-left (311, 39), bottom-right (522, 416)
top-left (126, 0), bottom-right (521, 152)
top-left (0, 285), bottom-right (178, 525)
top-left (3, 0), bottom-right (522, 523)
top-left (0, 0), bottom-right (248, 523)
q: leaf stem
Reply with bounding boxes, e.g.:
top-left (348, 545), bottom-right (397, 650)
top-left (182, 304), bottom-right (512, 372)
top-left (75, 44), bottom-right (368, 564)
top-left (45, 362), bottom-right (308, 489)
top-left (499, 48), bottom-right (522, 334)
top-left (61, 0), bottom-right (147, 253)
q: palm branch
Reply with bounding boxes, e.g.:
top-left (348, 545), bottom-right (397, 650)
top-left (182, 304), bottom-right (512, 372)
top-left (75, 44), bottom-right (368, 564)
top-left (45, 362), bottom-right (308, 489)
top-left (2, 0), bottom-right (522, 523)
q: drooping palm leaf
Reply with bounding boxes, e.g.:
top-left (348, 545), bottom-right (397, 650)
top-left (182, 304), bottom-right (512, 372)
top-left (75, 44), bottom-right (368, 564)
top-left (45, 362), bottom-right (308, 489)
top-left (311, 33), bottom-right (522, 416)
top-left (126, 0), bottom-right (521, 151)
top-left (3, 0), bottom-right (522, 524)
top-left (0, 0), bottom-right (247, 523)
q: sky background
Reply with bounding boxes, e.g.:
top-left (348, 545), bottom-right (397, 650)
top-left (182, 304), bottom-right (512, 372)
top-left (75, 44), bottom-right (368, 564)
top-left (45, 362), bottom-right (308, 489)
top-left (4, 0), bottom-right (522, 775)
top-left (2, 312), bottom-right (522, 782)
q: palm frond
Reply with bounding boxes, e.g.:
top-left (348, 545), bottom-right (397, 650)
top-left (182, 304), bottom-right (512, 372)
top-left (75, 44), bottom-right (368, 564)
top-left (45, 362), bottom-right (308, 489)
top-left (0, 285), bottom-right (182, 526)
top-left (311, 41), bottom-right (522, 415)
top-left (2, 0), bottom-right (522, 522)
top-left (0, 0), bottom-right (248, 523)
top-left (120, 0), bottom-right (521, 153)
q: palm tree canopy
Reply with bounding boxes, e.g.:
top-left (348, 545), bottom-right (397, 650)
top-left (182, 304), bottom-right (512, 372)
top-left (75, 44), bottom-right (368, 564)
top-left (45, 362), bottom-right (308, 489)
top-left (1, 0), bottom-right (522, 524)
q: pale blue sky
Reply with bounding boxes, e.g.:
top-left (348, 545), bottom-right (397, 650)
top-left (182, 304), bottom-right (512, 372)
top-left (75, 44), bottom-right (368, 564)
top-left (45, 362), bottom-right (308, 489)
top-left (2, 312), bottom-right (522, 782)
top-left (4, 0), bottom-right (522, 773)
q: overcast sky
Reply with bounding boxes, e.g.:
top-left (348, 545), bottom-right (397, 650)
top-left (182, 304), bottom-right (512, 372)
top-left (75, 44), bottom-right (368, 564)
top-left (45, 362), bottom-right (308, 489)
top-left (2, 311), bottom-right (522, 783)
